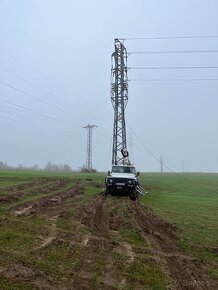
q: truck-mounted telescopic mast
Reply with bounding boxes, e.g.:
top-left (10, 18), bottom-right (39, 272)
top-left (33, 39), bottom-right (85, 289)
top-left (111, 39), bottom-right (129, 165)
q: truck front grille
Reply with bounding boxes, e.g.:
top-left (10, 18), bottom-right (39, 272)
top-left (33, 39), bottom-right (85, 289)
top-left (114, 178), bottom-right (127, 184)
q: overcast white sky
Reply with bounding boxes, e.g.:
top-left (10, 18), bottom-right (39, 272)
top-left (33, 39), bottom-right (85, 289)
top-left (0, 0), bottom-right (218, 172)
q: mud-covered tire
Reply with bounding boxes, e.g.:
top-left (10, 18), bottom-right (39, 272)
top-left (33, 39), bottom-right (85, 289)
top-left (105, 187), bottom-right (111, 196)
top-left (129, 189), bottom-right (138, 200)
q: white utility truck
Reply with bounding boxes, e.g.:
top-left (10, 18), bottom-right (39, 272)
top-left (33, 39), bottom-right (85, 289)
top-left (105, 164), bottom-right (140, 199)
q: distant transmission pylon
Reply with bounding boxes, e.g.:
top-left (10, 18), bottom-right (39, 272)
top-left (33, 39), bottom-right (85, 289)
top-left (111, 39), bottom-right (129, 165)
top-left (83, 124), bottom-right (97, 171)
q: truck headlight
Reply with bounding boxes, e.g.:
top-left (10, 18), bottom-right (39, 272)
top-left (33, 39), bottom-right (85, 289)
top-left (128, 179), bottom-right (132, 184)
top-left (109, 178), bottom-right (113, 183)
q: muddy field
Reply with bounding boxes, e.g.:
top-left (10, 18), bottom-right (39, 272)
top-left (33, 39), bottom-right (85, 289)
top-left (0, 176), bottom-right (217, 290)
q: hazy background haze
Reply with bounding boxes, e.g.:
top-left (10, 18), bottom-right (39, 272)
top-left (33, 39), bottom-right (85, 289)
top-left (0, 0), bottom-right (218, 172)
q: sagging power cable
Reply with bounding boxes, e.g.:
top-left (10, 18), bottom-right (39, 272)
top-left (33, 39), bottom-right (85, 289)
top-left (129, 78), bottom-right (218, 82)
top-left (129, 50), bottom-right (218, 55)
top-left (129, 66), bottom-right (218, 70)
top-left (121, 35), bottom-right (218, 41)
top-left (0, 79), bottom-right (84, 126)
top-left (0, 97), bottom-right (78, 129)
top-left (127, 122), bottom-right (175, 173)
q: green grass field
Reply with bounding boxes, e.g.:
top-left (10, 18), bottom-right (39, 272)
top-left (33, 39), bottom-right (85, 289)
top-left (0, 169), bottom-right (217, 289)
top-left (139, 172), bottom-right (218, 279)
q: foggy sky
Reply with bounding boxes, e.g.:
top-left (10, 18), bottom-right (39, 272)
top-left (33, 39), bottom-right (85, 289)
top-left (0, 0), bottom-right (218, 172)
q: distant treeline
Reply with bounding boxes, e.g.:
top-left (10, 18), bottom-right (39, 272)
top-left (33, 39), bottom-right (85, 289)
top-left (0, 161), bottom-right (97, 173)
top-left (0, 161), bottom-right (72, 172)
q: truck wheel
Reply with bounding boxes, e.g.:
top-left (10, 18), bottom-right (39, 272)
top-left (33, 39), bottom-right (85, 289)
top-left (105, 187), bottom-right (111, 197)
top-left (129, 190), bottom-right (138, 200)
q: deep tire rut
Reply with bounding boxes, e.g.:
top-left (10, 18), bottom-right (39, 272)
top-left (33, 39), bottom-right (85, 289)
top-left (11, 181), bottom-right (82, 217)
top-left (82, 194), bottom-right (108, 236)
top-left (130, 200), bottom-right (217, 290)
top-left (1, 186), bottom-right (217, 290)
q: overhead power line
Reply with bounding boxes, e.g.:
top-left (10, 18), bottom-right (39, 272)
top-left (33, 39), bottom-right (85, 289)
top-left (127, 122), bottom-right (211, 187)
top-left (129, 78), bottom-right (218, 82)
top-left (126, 123), bottom-right (160, 163)
top-left (127, 123), bottom-right (201, 185)
top-left (0, 47), bottom-right (77, 105)
top-left (0, 47), bottom-right (95, 126)
top-left (0, 65), bottom-right (53, 96)
top-left (0, 79), bottom-right (83, 125)
top-left (0, 97), bottom-right (78, 129)
top-left (0, 97), bottom-right (107, 140)
top-left (126, 122), bottom-right (175, 173)
top-left (0, 65), bottom-right (87, 123)
top-left (121, 35), bottom-right (218, 41)
top-left (129, 66), bottom-right (218, 70)
top-left (129, 50), bottom-right (218, 55)
top-left (0, 108), bottom-right (75, 135)
top-left (0, 79), bottom-right (56, 107)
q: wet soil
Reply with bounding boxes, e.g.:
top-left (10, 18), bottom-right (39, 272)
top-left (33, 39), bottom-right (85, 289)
top-left (0, 178), bottom-right (71, 205)
top-left (11, 180), bottom-right (82, 217)
top-left (130, 201), bottom-right (216, 290)
top-left (0, 178), bottom-right (217, 290)
top-left (0, 178), bottom-right (48, 193)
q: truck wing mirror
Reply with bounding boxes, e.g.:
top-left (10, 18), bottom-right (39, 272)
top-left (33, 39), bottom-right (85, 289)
top-left (137, 172), bottom-right (140, 176)
top-left (108, 170), bottom-right (111, 175)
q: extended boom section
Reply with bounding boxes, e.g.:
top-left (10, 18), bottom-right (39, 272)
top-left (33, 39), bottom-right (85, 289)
top-left (111, 39), bottom-right (128, 165)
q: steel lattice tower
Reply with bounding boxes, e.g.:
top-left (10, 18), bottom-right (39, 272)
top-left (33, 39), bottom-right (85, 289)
top-left (111, 39), bottom-right (128, 165)
top-left (83, 124), bottom-right (97, 171)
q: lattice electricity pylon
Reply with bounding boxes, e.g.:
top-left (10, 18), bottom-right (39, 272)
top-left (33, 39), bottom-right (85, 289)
top-left (111, 39), bottom-right (128, 165)
top-left (83, 124), bottom-right (97, 171)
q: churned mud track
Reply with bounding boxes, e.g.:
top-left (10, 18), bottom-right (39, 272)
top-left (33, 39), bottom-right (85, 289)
top-left (0, 178), bottom-right (70, 205)
top-left (11, 180), bottom-right (82, 217)
top-left (130, 200), bottom-right (217, 290)
top-left (82, 193), bottom-right (108, 236)
top-left (71, 194), bottom-right (148, 289)
top-left (0, 181), bottom-right (86, 290)
top-left (72, 194), bottom-right (115, 289)
top-left (0, 263), bottom-right (65, 290)
top-left (0, 178), bottom-right (46, 204)
top-left (29, 178), bottom-right (71, 195)
top-left (1, 186), bottom-right (217, 290)
top-left (0, 191), bottom-right (24, 203)
top-left (0, 177), bottom-right (48, 193)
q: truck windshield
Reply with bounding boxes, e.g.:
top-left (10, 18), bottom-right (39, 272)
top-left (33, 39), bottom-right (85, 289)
top-left (112, 166), bottom-right (136, 174)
